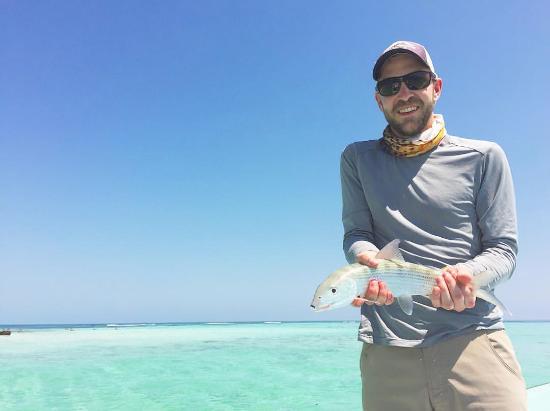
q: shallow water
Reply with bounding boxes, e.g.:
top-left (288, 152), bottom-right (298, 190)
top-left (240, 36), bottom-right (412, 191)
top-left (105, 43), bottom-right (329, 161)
top-left (0, 322), bottom-right (548, 410)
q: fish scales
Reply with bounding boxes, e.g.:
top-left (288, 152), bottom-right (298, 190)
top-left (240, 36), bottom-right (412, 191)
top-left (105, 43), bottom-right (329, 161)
top-left (351, 261), bottom-right (437, 296)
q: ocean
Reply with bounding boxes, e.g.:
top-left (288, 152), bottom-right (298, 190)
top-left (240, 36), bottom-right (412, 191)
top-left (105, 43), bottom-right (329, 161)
top-left (1, 321), bottom-right (548, 410)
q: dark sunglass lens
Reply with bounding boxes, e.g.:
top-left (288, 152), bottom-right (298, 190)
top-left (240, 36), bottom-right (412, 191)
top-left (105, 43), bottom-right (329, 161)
top-left (404, 72), bottom-right (432, 90)
top-left (377, 79), bottom-right (400, 96)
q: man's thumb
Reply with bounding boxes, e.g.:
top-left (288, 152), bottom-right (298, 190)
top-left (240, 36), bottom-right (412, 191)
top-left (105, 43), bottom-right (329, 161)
top-left (456, 272), bottom-right (473, 284)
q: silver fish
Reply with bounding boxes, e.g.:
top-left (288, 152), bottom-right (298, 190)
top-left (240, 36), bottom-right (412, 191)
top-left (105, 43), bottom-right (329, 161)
top-left (310, 239), bottom-right (509, 315)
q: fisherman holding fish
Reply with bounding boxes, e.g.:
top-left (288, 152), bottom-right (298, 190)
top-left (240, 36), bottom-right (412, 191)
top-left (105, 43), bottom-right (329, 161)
top-left (311, 41), bottom-right (527, 410)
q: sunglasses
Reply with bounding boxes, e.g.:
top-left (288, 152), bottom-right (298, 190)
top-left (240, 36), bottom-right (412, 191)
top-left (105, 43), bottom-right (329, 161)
top-left (376, 71), bottom-right (435, 97)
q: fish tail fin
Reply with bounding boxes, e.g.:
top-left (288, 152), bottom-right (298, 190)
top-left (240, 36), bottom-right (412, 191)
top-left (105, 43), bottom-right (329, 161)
top-left (473, 271), bottom-right (512, 316)
top-left (476, 289), bottom-right (512, 316)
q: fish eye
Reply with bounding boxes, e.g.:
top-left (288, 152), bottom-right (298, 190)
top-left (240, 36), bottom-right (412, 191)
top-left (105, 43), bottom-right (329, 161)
top-left (331, 288), bottom-right (337, 294)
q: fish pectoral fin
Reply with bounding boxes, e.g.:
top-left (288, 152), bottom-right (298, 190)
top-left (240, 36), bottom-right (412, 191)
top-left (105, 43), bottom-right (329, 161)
top-left (396, 295), bottom-right (414, 315)
top-left (375, 239), bottom-right (405, 262)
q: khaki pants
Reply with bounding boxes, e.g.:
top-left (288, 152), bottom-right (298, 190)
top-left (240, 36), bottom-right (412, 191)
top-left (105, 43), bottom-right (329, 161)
top-left (360, 330), bottom-right (527, 411)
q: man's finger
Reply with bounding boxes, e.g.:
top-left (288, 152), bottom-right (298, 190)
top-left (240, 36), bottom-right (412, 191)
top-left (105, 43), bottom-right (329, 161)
top-left (442, 265), bottom-right (458, 277)
top-left (364, 280), bottom-right (380, 303)
top-left (445, 273), bottom-right (465, 312)
top-left (357, 253), bottom-right (380, 268)
top-left (431, 286), bottom-right (441, 308)
top-left (351, 298), bottom-right (364, 307)
top-left (376, 281), bottom-right (390, 305)
top-left (463, 285), bottom-right (476, 308)
top-left (437, 275), bottom-right (454, 310)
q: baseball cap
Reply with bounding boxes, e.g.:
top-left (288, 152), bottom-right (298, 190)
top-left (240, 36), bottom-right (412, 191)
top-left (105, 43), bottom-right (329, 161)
top-left (373, 41), bottom-right (436, 81)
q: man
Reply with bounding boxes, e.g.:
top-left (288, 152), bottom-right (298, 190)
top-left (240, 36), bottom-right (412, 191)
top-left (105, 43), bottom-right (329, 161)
top-left (341, 40), bottom-right (527, 410)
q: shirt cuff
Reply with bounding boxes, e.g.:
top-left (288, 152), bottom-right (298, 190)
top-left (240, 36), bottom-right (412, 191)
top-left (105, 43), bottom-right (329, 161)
top-left (346, 241), bottom-right (379, 264)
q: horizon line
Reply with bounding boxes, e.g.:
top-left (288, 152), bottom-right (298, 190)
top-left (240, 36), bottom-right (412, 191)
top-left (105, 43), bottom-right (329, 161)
top-left (3, 319), bottom-right (550, 328)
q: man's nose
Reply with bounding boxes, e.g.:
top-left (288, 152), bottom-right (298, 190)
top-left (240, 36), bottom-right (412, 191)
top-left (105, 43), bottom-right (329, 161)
top-left (395, 80), bottom-right (414, 100)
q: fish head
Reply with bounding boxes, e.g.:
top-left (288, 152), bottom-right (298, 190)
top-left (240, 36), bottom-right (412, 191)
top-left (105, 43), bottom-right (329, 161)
top-left (310, 276), bottom-right (357, 312)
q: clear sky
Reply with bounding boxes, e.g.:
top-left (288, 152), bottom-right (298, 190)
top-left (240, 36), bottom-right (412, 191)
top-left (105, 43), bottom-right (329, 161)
top-left (1, 1), bottom-right (549, 324)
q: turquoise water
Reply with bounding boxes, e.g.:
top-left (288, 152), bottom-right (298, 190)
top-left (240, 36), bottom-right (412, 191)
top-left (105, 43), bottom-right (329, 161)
top-left (0, 322), bottom-right (548, 410)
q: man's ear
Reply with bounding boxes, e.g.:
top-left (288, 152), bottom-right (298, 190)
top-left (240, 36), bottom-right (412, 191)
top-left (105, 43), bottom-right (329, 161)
top-left (433, 78), bottom-right (443, 101)
top-left (375, 92), bottom-right (384, 111)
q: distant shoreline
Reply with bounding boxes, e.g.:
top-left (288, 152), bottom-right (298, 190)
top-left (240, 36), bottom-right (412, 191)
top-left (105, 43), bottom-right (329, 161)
top-left (2, 319), bottom-right (549, 330)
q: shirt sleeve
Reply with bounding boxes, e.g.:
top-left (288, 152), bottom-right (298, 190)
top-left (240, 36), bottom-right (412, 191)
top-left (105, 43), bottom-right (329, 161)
top-left (456, 143), bottom-right (518, 289)
top-left (341, 144), bottom-right (379, 264)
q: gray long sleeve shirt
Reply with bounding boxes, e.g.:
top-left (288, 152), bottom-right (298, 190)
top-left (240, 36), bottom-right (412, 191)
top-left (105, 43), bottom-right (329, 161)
top-left (341, 134), bottom-right (518, 347)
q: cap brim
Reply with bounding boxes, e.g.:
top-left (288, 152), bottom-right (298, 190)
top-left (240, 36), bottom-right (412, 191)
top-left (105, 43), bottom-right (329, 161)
top-left (372, 49), bottom-right (430, 81)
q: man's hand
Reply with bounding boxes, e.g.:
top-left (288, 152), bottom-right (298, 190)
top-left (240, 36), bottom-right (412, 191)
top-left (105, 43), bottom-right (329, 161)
top-left (431, 265), bottom-right (476, 312)
top-left (351, 251), bottom-right (394, 307)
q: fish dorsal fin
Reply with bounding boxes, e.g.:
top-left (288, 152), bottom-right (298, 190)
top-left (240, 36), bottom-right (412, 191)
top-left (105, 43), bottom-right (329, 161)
top-left (375, 239), bottom-right (404, 261)
top-left (397, 295), bottom-right (414, 315)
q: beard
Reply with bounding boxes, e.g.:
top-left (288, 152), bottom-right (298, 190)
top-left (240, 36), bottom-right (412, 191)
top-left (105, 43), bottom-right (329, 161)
top-left (382, 97), bottom-right (435, 138)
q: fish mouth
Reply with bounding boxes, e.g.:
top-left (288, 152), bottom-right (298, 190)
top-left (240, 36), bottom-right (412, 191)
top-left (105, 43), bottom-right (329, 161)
top-left (311, 303), bottom-right (332, 312)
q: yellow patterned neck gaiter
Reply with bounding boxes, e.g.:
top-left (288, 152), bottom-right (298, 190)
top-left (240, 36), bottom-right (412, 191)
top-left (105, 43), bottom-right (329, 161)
top-left (380, 115), bottom-right (446, 158)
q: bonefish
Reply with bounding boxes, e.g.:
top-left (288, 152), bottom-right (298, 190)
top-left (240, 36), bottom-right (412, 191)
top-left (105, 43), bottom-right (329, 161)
top-left (310, 239), bottom-right (509, 315)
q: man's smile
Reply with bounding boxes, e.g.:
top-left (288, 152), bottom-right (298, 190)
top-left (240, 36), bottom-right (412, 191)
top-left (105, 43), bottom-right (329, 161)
top-left (396, 105), bottom-right (419, 115)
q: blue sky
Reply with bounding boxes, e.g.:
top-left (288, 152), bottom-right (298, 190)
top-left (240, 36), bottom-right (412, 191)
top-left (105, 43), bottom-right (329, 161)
top-left (1, 1), bottom-right (549, 323)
